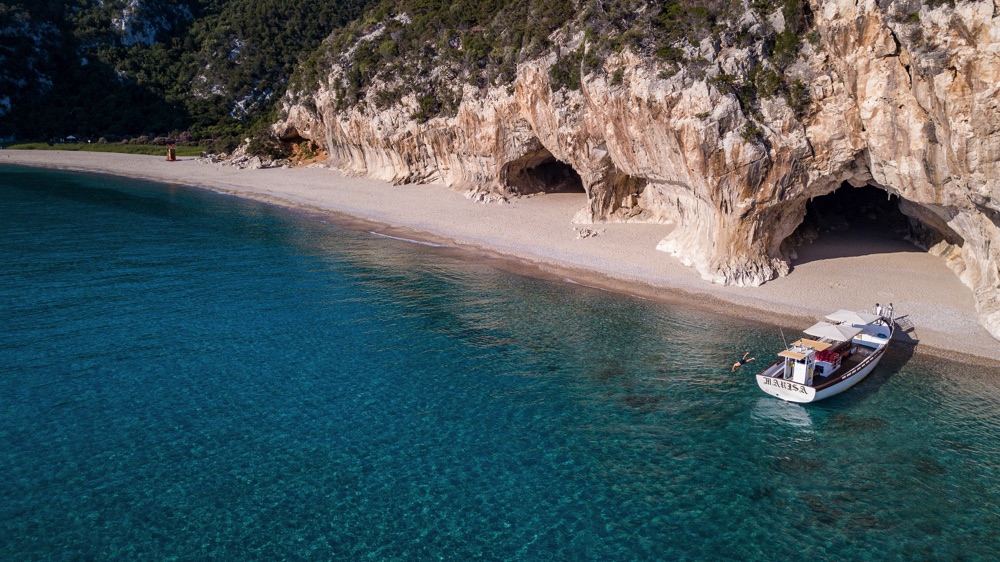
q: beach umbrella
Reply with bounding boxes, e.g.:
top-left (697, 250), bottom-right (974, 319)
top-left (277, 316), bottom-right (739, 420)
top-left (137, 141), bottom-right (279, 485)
top-left (825, 309), bottom-right (880, 326)
top-left (804, 321), bottom-right (863, 341)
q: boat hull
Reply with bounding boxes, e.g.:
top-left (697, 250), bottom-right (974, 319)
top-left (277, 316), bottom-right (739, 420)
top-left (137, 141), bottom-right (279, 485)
top-left (755, 348), bottom-right (886, 403)
top-left (756, 373), bottom-right (816, 402)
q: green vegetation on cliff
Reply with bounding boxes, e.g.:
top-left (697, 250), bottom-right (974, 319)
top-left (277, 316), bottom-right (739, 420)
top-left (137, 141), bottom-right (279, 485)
top-left (2, 0), bottom-right (821, 148)
top-left (291, 0), bottom-right (577, 119)
top-left (0, 0), bottom-right (372, 143)
top-left (288, 0), bottom-right (815, 124)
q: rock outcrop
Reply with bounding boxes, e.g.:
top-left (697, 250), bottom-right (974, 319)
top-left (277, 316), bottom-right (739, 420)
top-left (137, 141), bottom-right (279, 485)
top-left (275, 0), bottom-right (1000, 340)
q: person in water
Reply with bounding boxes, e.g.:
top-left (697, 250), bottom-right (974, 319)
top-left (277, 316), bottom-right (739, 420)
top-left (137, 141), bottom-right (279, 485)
top-left (732, 352), bottom-right (755, 372)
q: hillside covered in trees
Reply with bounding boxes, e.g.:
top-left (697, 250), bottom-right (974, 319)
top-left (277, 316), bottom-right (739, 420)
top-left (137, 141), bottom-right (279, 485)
top-left (0, 0), bottom-right (372, 143)
top-left (0, 0), bottom-right (958, 148)
top-left (287, 0), bottom-right (815, 126)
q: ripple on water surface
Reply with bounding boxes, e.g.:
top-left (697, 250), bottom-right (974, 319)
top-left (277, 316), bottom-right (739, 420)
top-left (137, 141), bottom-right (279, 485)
top-left (1, 166), bottom-right (998, 560)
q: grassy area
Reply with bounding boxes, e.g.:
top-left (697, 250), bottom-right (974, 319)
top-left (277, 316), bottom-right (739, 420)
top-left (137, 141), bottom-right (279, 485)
top-left (2, 142), bottom-right (207, 157)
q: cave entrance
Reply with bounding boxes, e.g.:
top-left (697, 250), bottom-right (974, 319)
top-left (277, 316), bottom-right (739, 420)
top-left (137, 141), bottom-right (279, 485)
top-left (805, 185), bottom-right (910, 236)
top-left (789, 184), bottom-right (936, 264)
top-left (502, 148), bottom-right (585, 195)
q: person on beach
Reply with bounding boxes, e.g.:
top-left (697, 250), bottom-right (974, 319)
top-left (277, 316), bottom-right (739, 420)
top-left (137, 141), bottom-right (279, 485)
top-left (732, 352), bottom-right (755, 372)
top-left (875, 303), bottom-right (883, 316)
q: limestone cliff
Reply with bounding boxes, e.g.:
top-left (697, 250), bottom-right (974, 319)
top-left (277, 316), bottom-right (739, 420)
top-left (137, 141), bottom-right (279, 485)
top-left (275, 0), bottom-right (1000, 340)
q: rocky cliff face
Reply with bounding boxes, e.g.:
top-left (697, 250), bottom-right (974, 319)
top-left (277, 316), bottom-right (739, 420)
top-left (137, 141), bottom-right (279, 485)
top-left (275, 0), bottom-right (1000, 340)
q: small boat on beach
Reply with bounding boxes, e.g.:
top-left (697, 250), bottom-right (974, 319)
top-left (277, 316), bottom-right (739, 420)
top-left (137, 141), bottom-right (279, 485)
top-left (755, 308), bottom-right (895, 403)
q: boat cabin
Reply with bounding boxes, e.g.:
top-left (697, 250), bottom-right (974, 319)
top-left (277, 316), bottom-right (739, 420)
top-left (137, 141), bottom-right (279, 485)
top-left (776, 339), bottom-right (843, 386)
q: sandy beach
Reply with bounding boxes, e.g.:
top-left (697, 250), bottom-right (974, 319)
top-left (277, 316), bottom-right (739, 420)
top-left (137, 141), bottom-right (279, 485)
top-left (4, 150), bottom-right (998, 364)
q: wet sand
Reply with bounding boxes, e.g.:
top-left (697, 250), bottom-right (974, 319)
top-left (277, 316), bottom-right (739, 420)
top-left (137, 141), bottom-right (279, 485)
top-left (4, 150), bottom-right (997, 363)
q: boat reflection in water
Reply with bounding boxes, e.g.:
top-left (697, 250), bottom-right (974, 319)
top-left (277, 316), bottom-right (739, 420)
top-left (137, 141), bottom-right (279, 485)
top-left (751, 397), bottom-right (814, 429)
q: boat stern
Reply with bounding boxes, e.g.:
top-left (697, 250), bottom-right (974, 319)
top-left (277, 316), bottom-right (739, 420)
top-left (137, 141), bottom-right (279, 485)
top-left (756, 375), bottom-right (816, 403)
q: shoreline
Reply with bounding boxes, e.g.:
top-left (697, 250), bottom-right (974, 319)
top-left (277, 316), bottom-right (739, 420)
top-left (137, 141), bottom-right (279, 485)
top-left (4, 150), bottom-right (998, 365)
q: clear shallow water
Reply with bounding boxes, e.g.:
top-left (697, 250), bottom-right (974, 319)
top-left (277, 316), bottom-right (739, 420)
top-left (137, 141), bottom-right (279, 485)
top-left (1, 165), bottom-right (998, 561)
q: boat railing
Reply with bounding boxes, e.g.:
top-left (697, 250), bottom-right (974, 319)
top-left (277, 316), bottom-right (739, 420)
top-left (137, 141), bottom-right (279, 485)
top-left (843, 333), bottom-right (890, 377)
top-left (759, 361), bottom-right (784, 378)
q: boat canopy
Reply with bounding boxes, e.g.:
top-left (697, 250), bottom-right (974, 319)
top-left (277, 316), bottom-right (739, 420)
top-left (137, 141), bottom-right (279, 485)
top-left (791, 338), bottom-right (832, 351)
top-left (825, 309), bottom-right (880, 326)
top-left (804, 321), bottom-right (863, 341)
top-left (779, 349), bottom-right (809, 360)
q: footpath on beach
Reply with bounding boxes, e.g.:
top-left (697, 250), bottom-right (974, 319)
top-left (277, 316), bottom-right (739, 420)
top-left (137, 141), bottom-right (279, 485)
top-left (4, 150), bottom-right (998, 364)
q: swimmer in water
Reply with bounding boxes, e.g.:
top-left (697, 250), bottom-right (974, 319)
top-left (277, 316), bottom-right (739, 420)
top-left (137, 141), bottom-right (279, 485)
top-left (732, 352), bottom-right (755, 372)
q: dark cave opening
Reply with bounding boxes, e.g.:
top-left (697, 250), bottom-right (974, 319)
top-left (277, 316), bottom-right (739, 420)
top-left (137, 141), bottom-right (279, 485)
top-left (786, 184), bottom-right (955, 264)
top-left (503, 148), bottom-right (585, 195)
top-left (802, 185), bottom-right (911, 237)
top-left (276, 125), bottom-right (307, 144)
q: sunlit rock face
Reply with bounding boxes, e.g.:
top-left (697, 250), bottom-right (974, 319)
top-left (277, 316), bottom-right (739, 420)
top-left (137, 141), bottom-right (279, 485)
top-left (808, 0), bottom-right (1000, 340)
top-left (275, 0), bottom-right (1000, 340)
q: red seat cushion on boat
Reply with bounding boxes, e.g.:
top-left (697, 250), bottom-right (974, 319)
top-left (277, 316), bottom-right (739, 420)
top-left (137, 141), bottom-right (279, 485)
top-left (816, 349), bottom-right (839, 363)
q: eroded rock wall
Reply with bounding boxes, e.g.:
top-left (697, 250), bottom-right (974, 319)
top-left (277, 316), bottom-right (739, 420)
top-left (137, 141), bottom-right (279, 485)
top-left (275, 0), bottom-right (1000, 340)
top-left (812, 0), bottom-right (1000, 338)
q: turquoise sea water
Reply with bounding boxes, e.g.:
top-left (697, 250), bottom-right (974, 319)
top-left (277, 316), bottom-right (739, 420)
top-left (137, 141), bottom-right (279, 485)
top-left (1, 165), bottom-right (998, 561)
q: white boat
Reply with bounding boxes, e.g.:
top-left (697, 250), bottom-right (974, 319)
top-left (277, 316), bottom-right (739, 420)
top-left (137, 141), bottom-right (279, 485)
top-left (755, 308), bottom-right (895, 403)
